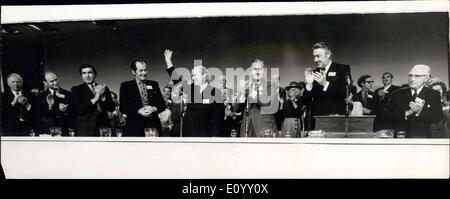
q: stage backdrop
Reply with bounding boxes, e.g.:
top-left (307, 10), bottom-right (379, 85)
top-left (2, 12), bottom-right (448, 94)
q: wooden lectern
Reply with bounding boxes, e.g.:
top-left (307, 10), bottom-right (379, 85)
top-left (314, 115), bottom-right (376, 138)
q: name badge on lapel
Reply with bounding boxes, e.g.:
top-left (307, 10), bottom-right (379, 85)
top-left (367, 94), bottom-right (373, 99)
top-left (202, 99), bottom-right (211, 104)
top-left (328, 72), bottom-right (336, 77)
top-left (56, 93), bottom-right (66, 99)
top-left (146, 85), bottom-right (153, 90)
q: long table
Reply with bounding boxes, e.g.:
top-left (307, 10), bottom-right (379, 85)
top-left (1, 136), bottom-right (449, 179)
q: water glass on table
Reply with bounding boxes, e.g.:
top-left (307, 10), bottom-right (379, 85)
top-left (50, 127), bottom-right (62, 137)
top-left (144, 128), bottom-right (159, 137)
top-left (99, 127), bottom-right (112, 137)
top-left (116, 129), bottom-right (123, 137)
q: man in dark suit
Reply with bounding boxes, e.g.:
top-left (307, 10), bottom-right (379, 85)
top-left (36, 72), bottom-right (71, 135)
top-left (352, 74), bottom-right (376, 115)
top-left (2, 73), bottom-right (34, 136)
top-left (119, 60), bottom-right (166, 137)
top-left (164, 49), bottom-right (225, 137)
top-left (303, 42), bottom-right (351, 129)
top-left (386, 65), bottom-right (443, 138)
top-left (373, 72), bottom-right (400, 131)
top-left (71, 64), bottom-right (115, 136)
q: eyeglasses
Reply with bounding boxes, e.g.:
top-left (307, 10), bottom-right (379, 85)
top-left (408, 74), bottom-right (429, 78)
top-left (365, 81), bottom-right (374, 84)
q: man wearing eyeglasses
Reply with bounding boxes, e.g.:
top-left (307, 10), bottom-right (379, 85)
top-left (386, 65), bottom-right (443, 138)
top-left (352, 75), bottom-right (376, 115)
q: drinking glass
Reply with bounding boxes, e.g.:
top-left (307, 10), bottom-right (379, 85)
top-left (397, 131), bottom-right (406, 138)
top-left (29, 129), bottom-right (36, 137)
top-left (116, 129), bottom-right (123, 137)
top-left (50, 127), bottom-right (62, 137)
top-left (99, 127), bottom-right (112, 137)
top-left (145, 128), bottom-right (159, 137)
top-left (230, 129), bottom-right (237, 137)
top-left (68, 128), bottom-right (75, 137)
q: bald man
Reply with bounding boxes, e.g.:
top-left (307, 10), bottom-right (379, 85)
top-left (2, 73), bottom-right (34, 136)
top-left (386, 65), bottom-right (443, 138)
top-left (36, 72), bottom-right (72, 135)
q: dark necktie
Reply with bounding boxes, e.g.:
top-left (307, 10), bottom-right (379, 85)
top-left (362, 92), bottom-right (367, 107)
top-left (412, 89), bottom-right (417, 101)
top-left (319, 68), bottom-right (326, 74)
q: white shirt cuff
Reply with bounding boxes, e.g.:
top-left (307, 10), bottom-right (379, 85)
top-left (306, 84), bottom-right (313, 91)
top-left (322, 81), bottom-right (330, 91)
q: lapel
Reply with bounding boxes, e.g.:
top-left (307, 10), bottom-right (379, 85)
top-left (387, 85), bottom-right (396, 93)
top-left (417, 87), bottom-right (428, 102)
top-left (326, 63), bottom-right (337, 81)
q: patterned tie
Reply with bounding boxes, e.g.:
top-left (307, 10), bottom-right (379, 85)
top-left (139, 81), bottom-right (149, 106)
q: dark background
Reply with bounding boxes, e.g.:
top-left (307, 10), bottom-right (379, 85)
top-left (2, 12), bottom-right (448, 94)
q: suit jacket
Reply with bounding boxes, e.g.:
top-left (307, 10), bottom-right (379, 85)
top-left (353, 90), bottom-right (376, 115)
top-left (71, 83), bottom-right (115, 136)
top-left (36, 88), bottom-right (72, 135)
top-left (234, 79), bottom-right (279, 137)
top-left (386, 87), bottom-right (443, 138)
top-left (373, 85), bottom-right (400, 131)
top-left (167, 67), bottom-right (225, 137)
top-left (304, 62), bottom-right (351, 116)
top-left (119, 79), bottom-right (166, 137)
top-left (1, 90), bottom-right (34, 136)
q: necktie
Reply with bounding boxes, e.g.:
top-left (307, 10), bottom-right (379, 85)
top-left (319, 67), bottom-right (326, 74)
top-left (412, 89), bottom-right (417, 101)
top-left (139, 81), bottom-right (149, 106)
top-left (90, 84), bottom-right (102, 112)
top-left (362, 92), bottom-right (367, 107)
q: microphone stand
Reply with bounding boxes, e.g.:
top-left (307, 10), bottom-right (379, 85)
top-left (345, 74), bottom-right (350, 135)
top-left (179, 90), bottom-right (185, 138)
top-left (244, 88), bottom-right (250, 138)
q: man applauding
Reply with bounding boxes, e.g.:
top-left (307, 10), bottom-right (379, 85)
top-left (386, 65), bottom-right (443, 138)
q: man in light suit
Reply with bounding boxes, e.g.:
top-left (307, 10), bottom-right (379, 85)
top-left (235, 59), bottom-right (279, 137)
top-left (386, 64), bottom-right (443, 138)
top-left (71, 64), bottom-right (115, 136)
top-left (119, 60), bottom-right (166, 137)
top-left (164, 49), bottom-right (225, 137)
top-left (304, 42), bottom-right (351, 130)
top-left (2, 73), bottom-right (34, 136)
top-left (36, 72), bottom-right (71, 135)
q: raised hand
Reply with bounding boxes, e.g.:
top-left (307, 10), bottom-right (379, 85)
top-left (304, 67), bottom-right (314, 85)
top-left (94, 84), bottom-right (106, 96)
top-left (164, 49), bottom-right (174, 68)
